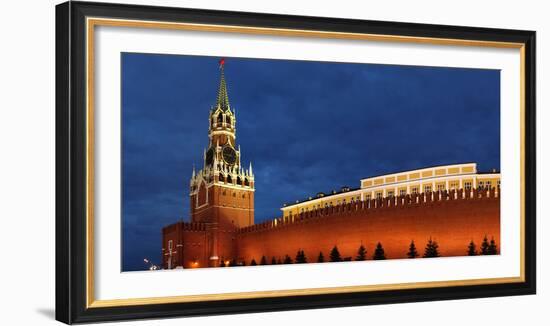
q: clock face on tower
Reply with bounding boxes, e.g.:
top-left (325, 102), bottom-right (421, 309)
top-left (222, 145), bottom-right (237, 165)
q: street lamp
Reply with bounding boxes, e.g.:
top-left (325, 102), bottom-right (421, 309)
top-left (143, 258), bottom-right (159, 270)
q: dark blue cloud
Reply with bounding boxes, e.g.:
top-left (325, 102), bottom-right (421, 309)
top-left (121, 53), bottom-right (500, 271)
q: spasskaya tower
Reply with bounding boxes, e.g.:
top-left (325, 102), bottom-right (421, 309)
top-left (188, 59), bottom-right (255, 265)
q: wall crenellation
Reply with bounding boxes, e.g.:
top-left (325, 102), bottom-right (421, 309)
top-left (238, 188), bottom-right (499, 234)
top-left (163, 221), bottom-right (208, 232)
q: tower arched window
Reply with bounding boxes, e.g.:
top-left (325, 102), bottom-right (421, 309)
top-left (237, 176), bottom-right (241, 185)
top-left (226, 115), bottom-right (231, 125)
top-left (227, 175), bottom-right (232, 183)
top-left (244, 178), bottom-right (249, 186)
top-left (217, 114), bottom-right (223, 123)
top-left (219, 173), bottom-right (224, 183)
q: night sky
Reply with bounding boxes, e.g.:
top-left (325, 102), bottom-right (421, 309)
top-left (121, 53), bottom-right (500, 271)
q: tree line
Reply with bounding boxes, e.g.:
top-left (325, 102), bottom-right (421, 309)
top-left (219, 235), bottom-right (498, 267)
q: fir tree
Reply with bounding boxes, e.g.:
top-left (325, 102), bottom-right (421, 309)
top-left (480, 235), bottom-right (490, 255)
top-left (317, 252), bottom-right (325, 263)
top-left (407, 240), bottom-right (419, 258)
top-left (271, 257), bottom-right (277, 265)
top-left (423, 237), bottom-right (440, 258)
top-left (260, 255), bottom-right (267, 265)
top-left (329, 245), bottom-right (342, 262)
top-left (487, 236), bottom-right (498, 255)
top-left (372, 242), bottom-right (387, 260)
top-left (467, 240), bottom-right (477, 256)
top-left (355, 244), bottom-right (367, 261)
top-left (283, 254), bottom-right (293, 264)
top-left (250, 258), bottom-right (257, 266)
top-left (295, 249), bottom-right (307, 264)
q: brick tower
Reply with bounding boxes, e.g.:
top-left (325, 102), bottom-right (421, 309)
top-left (189, 59), bottom-right (255, 266)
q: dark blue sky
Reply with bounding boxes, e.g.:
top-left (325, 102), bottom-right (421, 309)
top-left (122, 53), bottom-right (500, 271)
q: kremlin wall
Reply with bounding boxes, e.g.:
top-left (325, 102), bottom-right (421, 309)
top-left (163, 187), bottom-right (500, 269)
top-left (236, 188), bottom-right (499, 265)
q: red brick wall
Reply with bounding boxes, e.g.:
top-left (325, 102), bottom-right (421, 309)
top-left (192, 185), bottom-right (254, 228)
top-left (236, 189), bottom-right (500, 264)
top-left (166, 189), bottom-right (500, 268)
top-left (162, 221), bottom-right (239, 268)
top-left (162, 222), bottom-right (209, 269)
top-left (212, 186), bottom-right (254, 228)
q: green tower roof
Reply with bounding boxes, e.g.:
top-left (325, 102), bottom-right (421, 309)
top-left (216, 63), bottom-right (230, 111)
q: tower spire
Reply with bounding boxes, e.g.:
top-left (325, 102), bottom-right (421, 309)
top-left (216, 58), bottom-right (230, 111)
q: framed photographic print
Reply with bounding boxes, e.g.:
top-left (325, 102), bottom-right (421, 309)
top-left (55, 1), bottom-right (536, 324)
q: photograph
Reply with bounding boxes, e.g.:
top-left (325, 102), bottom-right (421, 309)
top-left (121, 54), bottom-right (501, 271)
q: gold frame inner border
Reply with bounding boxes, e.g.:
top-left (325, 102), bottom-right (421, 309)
top-left (85, 17), bottom-right (526, 309)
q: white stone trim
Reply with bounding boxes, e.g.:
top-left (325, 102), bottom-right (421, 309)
top-left (207, 182), bottom-right (255, 192)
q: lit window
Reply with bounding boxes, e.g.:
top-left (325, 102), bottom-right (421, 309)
top-left (376, 192), bottom-right (382, 199)
top-left (464, 182), bottom-right (472, 190)
top-left (450, 181), bottom-right (458, 189)
top-left (411, 187), bottom-right (419, 195)
top-left (497, 180), bottom-right (501, 187)
top-left (365, 194), bottom-right (372, 200)
top-left (387, 191), bottom-right (394, 197)
top-left (424, 185), bottom-right (432, 193)
top-left (437, 184), bottom-right (445, 191)
top-left (168, 240), bottom-right (173, 251)
top-left (399, 189), bottom-right (407, 196)
top-left (485, 181), bottom-right (492, 189)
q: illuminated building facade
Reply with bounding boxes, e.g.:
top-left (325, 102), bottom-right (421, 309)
top-left (281, 163), bottom-right (500, 219)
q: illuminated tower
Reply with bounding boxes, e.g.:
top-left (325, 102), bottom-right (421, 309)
top-left (189, 59), bottom-right (255, 265)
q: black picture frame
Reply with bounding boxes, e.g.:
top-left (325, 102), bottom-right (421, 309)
top-left (56, 1), bottom-right (536, 324)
